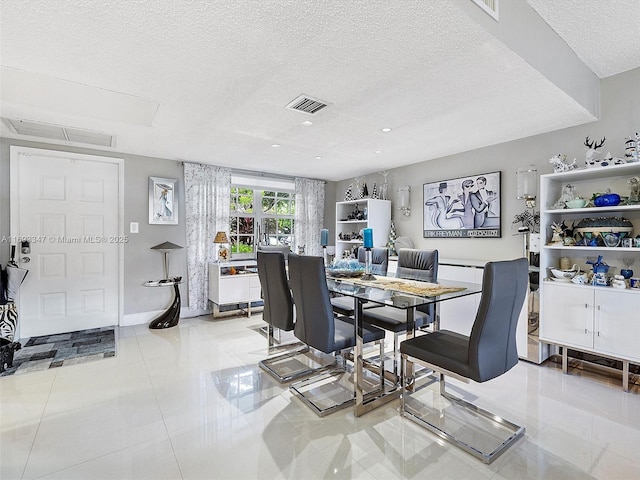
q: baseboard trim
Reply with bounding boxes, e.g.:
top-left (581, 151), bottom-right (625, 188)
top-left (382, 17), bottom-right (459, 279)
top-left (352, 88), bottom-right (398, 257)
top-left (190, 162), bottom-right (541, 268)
top-left (121, 307), bottom-right (211, 327)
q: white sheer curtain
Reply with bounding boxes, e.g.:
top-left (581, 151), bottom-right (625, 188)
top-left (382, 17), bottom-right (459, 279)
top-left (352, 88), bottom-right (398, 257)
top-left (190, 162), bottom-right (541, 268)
top-left (294, 177), bottom-right (325, 256)
top-left (184, 163), bottom-right (231, 311)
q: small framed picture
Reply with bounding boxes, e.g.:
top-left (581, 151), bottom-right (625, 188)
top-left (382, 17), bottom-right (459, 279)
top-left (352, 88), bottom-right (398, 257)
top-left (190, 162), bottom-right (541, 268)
top-left (149, 177), bottom-right (178, 225)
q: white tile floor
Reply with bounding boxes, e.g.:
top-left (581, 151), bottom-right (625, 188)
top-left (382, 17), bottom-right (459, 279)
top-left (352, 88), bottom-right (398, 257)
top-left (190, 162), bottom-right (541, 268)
top-left (2, 314), bottom-right (640, 480)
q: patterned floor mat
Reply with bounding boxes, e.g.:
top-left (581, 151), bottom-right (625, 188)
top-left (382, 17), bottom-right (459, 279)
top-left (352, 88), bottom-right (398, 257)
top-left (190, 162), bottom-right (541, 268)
top-left (0, 326), bottom-right (116, 376)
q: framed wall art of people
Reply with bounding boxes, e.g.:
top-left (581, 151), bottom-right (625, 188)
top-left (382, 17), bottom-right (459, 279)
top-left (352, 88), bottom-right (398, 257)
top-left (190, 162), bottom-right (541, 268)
top-left (423, 171), bottom-right (501, 239)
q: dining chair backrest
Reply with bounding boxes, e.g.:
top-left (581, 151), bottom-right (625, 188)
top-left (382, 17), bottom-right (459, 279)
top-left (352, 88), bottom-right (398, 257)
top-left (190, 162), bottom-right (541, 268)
top-left (288, 253), bottom-right (336, 353)
top-left (357, 247), bottom-right (389, 276)
top-left (396, 249), bottom-right (438, 318)
top-left (468, 258), bottom-right (528, 382)
top-left (257, 251), bottom-right (294, 332)
top-left (396, 248), bottom-right (438, 282)
top-left (257, 245), bottom-right (291, 263)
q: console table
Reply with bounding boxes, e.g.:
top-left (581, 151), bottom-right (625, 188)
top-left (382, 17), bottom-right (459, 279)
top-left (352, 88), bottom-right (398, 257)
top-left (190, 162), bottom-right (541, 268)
top-left (208, 261), bottom-right (262, 317)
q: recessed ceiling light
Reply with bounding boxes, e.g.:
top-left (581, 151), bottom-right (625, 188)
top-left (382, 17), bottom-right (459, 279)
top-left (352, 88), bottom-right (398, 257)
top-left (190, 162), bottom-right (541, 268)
top-left (271, 143), bottom-right (281, 148)
top-left (381, 127), bottom-right (392, 132)
top-left (375, 150), bottom-right (383, 154)
top-left (302, 120), bottom-right (313, 126)
top-left (315, 156), bottom-right (322, 160)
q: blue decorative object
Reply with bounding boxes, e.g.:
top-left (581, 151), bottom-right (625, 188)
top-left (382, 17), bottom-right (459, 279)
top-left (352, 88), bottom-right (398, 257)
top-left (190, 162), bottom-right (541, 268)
top-left (621, 268), bottom-right (633, 279)
top-left (587, 255), bottom-right (609, 274)
top-left (594, 193), bottom-right (621, 207)
top-left (363, 228), bottom-right (373, 248)
top-left (320, 229), bottom-right (329, 247)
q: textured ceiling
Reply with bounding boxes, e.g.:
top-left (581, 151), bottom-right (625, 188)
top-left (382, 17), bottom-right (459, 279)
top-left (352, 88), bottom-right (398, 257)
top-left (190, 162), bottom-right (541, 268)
top-left (1, 0), bottom-right (638, 181)
top-left (526, 0), bottom-right (640, 78)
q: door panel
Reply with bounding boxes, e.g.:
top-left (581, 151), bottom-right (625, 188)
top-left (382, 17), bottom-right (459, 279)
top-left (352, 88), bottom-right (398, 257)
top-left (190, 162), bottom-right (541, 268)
top-left (541, 283), bottom-right (593, 349)
top-left (595, 290), bottom-right (640, 362)
top-left (10, 147), bottom-right (122, 338)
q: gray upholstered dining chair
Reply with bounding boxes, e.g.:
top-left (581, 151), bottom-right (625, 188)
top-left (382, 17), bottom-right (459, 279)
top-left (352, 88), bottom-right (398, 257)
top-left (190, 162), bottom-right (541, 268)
top-left (358, 249), bottom-right (439, 377)
top-left (257, 244), bottom-right (291, 263)
top-left (331, 247), bottom-right (389, 316)
top-left (287, 253), bottom-right (386, 416)
top-left (400, 258), bottom-right (528, 464)
top-left (256, 251), bottom-right (318, 383)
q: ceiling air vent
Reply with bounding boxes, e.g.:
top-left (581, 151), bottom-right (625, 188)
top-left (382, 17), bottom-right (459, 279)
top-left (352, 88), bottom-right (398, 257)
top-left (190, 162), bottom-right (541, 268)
top-left (285, 95), bottom-right (329, 115)
top-left (3, 118), bottom-right (115, 147)
top-left (471, 0), bottom-right (499, 21)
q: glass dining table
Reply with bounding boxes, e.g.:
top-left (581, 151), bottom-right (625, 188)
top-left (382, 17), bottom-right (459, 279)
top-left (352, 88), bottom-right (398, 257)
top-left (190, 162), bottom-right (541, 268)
top-left (326, 275), bottom-right (483, 417)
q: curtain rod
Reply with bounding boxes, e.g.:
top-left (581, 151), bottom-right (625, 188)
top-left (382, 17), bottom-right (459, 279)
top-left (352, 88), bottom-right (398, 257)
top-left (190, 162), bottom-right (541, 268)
top-left (178, 161), bottom-right (325, 184)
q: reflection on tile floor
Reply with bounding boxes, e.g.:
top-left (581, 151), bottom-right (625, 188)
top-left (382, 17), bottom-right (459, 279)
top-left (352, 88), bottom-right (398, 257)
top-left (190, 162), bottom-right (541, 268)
top-left (1, 314), bottom-right (639, 479)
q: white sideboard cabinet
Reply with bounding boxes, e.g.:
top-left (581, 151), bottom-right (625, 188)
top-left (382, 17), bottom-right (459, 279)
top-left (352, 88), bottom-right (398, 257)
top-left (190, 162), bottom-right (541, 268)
top-left (208, 261), bottom-right (262, 317)
top-left (543, 283), bottom-right (640, 362)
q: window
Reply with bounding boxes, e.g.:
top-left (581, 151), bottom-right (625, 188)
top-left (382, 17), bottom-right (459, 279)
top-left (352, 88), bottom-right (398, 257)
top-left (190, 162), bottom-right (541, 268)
top-left (229, 180), bottom-right (295, 258)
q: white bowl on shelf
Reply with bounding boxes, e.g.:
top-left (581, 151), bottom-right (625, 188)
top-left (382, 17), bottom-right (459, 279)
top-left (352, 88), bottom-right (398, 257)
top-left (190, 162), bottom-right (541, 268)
top-left (550, 268), bottom-right (579, 281)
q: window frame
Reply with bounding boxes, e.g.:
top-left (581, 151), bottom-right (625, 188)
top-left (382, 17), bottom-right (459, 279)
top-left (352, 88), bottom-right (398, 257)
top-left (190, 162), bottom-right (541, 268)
top-left (229, 180), bottom-right (295, 260)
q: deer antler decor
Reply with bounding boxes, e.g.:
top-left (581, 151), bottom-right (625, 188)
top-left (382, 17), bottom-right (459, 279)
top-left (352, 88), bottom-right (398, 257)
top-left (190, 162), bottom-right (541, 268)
top-left (584, 136), bottom-right (606, 150)
top-left (584, 135), bottom-right (607, 168)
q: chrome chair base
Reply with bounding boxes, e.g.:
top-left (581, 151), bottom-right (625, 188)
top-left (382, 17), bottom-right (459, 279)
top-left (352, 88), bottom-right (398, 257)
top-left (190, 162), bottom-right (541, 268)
top-left (290, 342), bottom-right (386, 417)
top-left (259, 348), bottom-right (336, 384)
top-left (401, 355), bottom-right (525, 464)
top-left (289, 368), bottom-right (356, 416)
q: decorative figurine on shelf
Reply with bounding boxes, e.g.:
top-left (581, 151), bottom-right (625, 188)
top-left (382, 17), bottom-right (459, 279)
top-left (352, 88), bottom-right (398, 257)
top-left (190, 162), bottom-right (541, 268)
top-left (353, 177), bottom-right (362, 199)
top-left (344, 183), bottom-right (354, 201)
top-left (624, 133), bottom-right (639, 162)
top-left (552, 184), bottom-right (576, 209)
top-left (549, 153), bottom-right (577, 173)
top-left (584, 136), bottom-right (606, 168)
top-left (627, 176), bottom-right (640, 205)
top-left (387, 220), bottom-right (397, 256)
top-left (371, 182), bottom-right (379, 199)
top-left (549, 222), bottom-right (564, 245)
top-left (380, 170), bottom-right (389, 200)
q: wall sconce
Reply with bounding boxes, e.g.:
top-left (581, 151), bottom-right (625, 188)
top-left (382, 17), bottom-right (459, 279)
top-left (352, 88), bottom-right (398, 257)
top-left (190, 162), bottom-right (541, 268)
top-left (516, 166), bottom-right (537, 209)
top-left (397, 186), bottom-right (411, 216)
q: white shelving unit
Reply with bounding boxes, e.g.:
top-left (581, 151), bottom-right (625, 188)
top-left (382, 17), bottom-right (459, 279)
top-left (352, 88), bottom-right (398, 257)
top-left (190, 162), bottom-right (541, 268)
top-left (539, 162), bottom-right (640, 390)
top-left (335, 199), bottom-right (391, 258)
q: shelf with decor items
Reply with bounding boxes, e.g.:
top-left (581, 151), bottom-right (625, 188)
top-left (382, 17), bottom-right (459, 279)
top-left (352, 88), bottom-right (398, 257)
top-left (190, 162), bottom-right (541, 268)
top-left (539, 162), bottom-right (640, 390)
top-left (335, 199), bottom-right (391, 259)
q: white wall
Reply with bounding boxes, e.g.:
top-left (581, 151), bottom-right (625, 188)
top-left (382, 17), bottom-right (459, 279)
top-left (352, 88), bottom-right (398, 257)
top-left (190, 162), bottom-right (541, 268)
top-left (330, 67), bottom-right (640, 262)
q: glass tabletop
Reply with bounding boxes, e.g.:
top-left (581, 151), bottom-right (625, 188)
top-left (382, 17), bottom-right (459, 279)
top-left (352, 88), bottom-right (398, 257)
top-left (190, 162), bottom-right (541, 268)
top-left (326, 277), bottom-right (482, 309)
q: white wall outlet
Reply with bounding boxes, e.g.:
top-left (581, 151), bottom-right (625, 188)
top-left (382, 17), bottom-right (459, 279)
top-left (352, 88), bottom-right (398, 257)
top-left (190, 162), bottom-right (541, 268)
top-left (129, 222), bottom-right (139, 234)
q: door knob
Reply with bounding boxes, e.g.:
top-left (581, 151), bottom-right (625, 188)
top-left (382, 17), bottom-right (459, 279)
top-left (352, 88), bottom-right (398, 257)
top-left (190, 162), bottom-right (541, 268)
top-left (21, 257), bottom-right (30, 263)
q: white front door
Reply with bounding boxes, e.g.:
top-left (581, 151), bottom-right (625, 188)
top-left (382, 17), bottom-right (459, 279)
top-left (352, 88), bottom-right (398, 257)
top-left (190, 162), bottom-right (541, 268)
top-left (10, 147), bottom-right (123, 338)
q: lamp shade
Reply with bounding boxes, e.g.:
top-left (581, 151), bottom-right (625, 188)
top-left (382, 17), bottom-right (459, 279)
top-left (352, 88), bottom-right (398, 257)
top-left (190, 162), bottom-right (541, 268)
top-left (150, 241), bottom-right (183, 251)
top-left (398, 186), bottom-right (410, 208)
top-left (516, 166), bottom-right (537, 200)
top-left (213, 231), bottom-right (229, 244)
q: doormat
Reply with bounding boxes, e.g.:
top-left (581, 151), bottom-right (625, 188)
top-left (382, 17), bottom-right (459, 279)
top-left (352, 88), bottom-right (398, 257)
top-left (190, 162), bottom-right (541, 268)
top-left (0, 326), bottom-right (116, 377)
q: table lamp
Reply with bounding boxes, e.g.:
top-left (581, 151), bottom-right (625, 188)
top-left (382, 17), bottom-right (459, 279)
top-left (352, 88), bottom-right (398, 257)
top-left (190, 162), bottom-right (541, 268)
top-left (150, 241), bottom-right (183, 279)
top-left (214, 231), bottom-right (230, 262)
